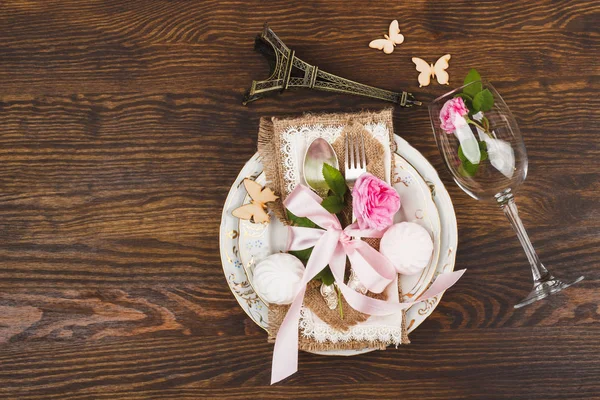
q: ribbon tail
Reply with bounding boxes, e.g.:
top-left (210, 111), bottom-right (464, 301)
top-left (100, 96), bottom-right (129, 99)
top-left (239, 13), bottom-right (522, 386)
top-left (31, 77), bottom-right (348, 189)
top-left (346, 241), bottom-right (396, 293)
top-left (337, 277), bottom-right (412, 315)
top-left (271, 285), bottom-right (305, 384)
top-left (331, 261), bottom-right (467, 316)
top-left (416, 269), bottom-right (466, 300)
top-left (270, 230), bottom-right (340, 384)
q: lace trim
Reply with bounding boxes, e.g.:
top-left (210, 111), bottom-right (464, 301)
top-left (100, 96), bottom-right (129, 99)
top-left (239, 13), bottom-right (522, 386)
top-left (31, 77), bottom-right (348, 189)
top-left (299, 307), bottom-right (403, 346)
top-left (280, 122), bottom-right (390, 195)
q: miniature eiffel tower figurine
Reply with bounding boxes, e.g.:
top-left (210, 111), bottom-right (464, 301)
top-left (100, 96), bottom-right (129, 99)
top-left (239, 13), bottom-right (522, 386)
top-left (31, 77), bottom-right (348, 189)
top-left (243, 24), bottom-right (422, 107)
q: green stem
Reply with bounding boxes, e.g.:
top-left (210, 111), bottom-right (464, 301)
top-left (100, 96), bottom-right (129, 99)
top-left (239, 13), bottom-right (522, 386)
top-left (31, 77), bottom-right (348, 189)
top-left (465, 117), bottom-right (494, 139)
top-left (336, 286), bottom-right (344, 320)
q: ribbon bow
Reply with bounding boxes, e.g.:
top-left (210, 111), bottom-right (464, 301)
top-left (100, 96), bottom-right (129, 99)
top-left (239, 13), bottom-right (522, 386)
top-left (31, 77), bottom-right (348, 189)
top-left (271, 185), bottom-right (465, 384)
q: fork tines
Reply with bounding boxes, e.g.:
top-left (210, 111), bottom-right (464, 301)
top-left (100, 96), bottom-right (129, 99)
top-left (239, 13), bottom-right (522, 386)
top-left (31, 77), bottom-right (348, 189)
top-left (344, 133), bottom-right (367, 170)
top-left (344, 133), bottom-right (368, 188)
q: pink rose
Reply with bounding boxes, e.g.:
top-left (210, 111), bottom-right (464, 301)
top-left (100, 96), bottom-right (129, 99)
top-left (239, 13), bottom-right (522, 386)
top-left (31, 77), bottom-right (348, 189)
top-left (439, 97), bottom-right (469, 133)
top-left (352, 173), bottom-right (400, 230)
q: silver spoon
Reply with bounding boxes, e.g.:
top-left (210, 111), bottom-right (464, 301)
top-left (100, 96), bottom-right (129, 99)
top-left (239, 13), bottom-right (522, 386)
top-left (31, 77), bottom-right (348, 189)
top-left (303, 138), bottom-right (339, 309)
top-left (303, 138), bottom-right (339, 198)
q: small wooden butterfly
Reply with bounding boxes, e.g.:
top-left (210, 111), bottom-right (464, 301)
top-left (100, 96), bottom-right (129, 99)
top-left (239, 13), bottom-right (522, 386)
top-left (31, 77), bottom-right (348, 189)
top-left (369, 20), bottom-right (404, 54)
top-left (411, 54), bottom-right (451, 87)
top-left (232, 179), bottom-right (278, 224)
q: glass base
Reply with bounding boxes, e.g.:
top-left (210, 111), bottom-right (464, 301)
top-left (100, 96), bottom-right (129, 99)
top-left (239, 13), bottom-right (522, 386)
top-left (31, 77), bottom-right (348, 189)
top-left (514, 275), bottom-right (585, 309)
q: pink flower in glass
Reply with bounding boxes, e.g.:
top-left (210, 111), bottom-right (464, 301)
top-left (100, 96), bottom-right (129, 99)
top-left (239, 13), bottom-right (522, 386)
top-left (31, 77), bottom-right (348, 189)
top-left (439, 97), bottom-right (469, 133)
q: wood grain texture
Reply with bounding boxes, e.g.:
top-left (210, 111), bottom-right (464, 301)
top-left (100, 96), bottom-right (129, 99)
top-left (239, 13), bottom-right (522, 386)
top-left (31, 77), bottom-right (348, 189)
top-left (0, 0), bottom-right (598, 398)
top-left (1, 330), bottom-right (599, 399)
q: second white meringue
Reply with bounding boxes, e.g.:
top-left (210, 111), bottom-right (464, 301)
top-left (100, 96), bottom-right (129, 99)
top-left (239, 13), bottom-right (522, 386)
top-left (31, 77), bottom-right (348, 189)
top-left (380, 222), bottom-right (434, 275)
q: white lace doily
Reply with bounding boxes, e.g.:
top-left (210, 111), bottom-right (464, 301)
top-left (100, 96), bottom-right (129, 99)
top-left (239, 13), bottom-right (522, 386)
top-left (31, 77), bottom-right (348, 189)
top-left (299, 307), bottom-right (404, 346)
top-left (280, 122), bottom-right (392, 195)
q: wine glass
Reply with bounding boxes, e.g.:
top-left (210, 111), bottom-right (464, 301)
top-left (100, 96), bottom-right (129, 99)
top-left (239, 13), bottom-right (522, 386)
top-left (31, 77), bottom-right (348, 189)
top-left (428, 80), bottom-right (584, 308)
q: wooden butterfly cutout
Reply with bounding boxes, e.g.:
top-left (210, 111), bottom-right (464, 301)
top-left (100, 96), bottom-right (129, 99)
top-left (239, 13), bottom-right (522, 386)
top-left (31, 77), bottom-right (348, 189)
top-left (232, 179), bottom-right (278, 224)
top-left (411, 54), bottom-right (451, 87)
top-left (369, 20), bottom-right (404, 54)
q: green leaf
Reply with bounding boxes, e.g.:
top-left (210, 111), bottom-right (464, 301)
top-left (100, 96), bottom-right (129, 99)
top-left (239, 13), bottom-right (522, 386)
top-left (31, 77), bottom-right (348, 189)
top-left (286, 209), bottom-right (316, 228)
top-left (457, 144), bottom-right (467, 163)
top-left (473, 89), bottom-right (494, 112)
top-left (321, 195), bottom-right (345, 214)
top-left (314, 266), bottom-right (335, 285)
top-left (322, 163), bottom-right (347, 198)
top-left (458, 161), bottom-right (479, 177)
top-left (464, 68), bottom-right (481, 85)
top-left (288, 247), bottom-right (313, 264)
top-left (458, 144), bottom-right (480, 176)
top-left (463, 69), bottom-right (482, 98)
top-left (455, 92), bottom-right (473, 102)
top-left (479, 141), bottom-right (488, 161)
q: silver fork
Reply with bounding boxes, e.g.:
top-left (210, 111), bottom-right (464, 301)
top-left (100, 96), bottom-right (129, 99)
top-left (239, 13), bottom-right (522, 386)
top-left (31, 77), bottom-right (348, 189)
top-left (344, 133), bottom-right (367, 188)
top-left (344, 133), bottom-right (368, 294)
top-left (319, 134), bottom-right (370, 308)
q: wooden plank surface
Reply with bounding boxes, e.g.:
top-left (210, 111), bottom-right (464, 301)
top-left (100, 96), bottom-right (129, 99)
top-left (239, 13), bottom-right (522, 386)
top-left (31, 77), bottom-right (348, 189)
top-left (0, 0), bottom-right (598, 398)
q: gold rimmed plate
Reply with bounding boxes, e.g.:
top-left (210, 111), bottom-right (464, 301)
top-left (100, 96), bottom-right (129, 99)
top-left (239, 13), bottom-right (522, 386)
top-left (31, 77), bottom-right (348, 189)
top-left (219, 135), bottom-right (458, 347)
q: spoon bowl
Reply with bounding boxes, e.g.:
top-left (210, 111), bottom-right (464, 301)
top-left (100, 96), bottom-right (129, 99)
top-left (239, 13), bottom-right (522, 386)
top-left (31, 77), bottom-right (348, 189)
top-left (303, 138), bottom-right (339, 197)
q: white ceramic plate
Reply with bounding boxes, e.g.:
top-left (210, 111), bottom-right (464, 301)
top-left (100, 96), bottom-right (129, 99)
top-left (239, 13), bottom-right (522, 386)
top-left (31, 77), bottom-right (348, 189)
top-left (219, 135), bottom-right (457, 343)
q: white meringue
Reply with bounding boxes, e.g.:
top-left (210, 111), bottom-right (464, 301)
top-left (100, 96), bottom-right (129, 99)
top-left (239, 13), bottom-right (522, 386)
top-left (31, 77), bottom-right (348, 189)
top-left (380, 222), bottom-right (434, 276)
top-left (253, 253), bottom-right (305, 305)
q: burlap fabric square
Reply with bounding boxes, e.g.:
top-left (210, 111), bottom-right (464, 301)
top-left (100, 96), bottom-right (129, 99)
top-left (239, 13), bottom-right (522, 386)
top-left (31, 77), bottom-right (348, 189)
top-left (257, 109), bottom-right (410, 351)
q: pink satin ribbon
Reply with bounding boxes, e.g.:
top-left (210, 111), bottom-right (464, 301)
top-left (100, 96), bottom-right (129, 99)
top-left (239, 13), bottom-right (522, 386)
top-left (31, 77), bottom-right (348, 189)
top-left (271, 185), bottom-right (466, 384)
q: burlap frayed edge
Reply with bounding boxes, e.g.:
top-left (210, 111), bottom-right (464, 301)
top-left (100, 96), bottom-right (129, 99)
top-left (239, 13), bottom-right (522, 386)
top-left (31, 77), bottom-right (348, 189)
top-left (257, 117), bottom-right (287, 223)
top-left (271, 108), bottom-right (394, 133)
top-left (400, 277), bottom-right (410, 345)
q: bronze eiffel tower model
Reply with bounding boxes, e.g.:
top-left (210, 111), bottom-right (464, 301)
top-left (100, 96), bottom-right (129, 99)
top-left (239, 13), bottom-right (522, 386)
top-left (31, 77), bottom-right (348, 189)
top-left (243, 24), bottom-right (422, 107)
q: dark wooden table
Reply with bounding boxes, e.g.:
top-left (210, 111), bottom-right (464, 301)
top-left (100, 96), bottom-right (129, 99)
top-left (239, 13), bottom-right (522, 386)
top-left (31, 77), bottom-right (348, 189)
top-left (0, 1), bottom-right (598, 399)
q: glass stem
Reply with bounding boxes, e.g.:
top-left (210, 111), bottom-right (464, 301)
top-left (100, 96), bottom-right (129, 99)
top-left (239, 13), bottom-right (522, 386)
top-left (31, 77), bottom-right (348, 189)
top-left (495, 189), bottom-right (550, 283)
